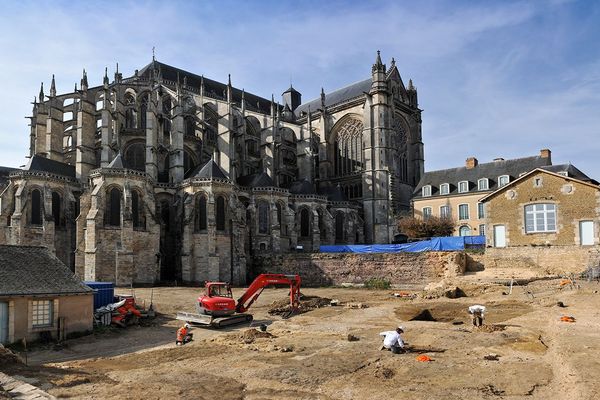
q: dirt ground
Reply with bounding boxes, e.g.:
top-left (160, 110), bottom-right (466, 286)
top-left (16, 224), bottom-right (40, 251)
top-left (3, 278), bottom-right (600, 399)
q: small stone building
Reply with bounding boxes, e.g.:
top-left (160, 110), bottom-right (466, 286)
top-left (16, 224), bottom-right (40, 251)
top-left (481, 167), bottom-right (599, 247)
top-left (0, 245), bottom-right (93, 345)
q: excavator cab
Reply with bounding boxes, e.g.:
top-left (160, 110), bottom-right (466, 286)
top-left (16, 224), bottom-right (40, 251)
top-left (197, 282), bottom-right (236, 316)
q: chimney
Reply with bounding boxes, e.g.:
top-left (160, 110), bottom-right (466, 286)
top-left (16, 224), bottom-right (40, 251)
top-left (466, 157), bottom-right (478, 169)
top-left (540, 148), bottom-right (552, 164)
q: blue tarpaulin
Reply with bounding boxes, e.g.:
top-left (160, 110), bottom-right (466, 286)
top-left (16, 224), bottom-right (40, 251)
top-left (320, 236), bottom-right (485, 253)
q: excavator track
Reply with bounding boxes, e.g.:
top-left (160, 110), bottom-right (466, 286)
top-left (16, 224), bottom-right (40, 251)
top-left (176, 311), bottom-right (253, 328)
top-left (212, 313), bottom-right (253, 328)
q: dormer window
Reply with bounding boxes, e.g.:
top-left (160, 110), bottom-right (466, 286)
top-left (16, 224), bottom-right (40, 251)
top-left (558, 171), bottom-right (569, 177)
top-left (422, 185), bottom-right (432, 197)
top-left (458, 181), bottom-right (469, 193)
top-left (498, 175), bottom-right (509, 187)
top-left (478, 178), bottom-right (489, 191)
top-left (440, 183), bottom-right (450, 195)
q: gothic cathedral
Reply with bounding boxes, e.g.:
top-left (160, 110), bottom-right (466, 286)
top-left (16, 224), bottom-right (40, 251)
top-left (0, 51), bottom-right (423, 285)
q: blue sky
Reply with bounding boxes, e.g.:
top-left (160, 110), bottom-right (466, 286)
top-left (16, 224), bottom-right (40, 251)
top-left (0, 0), bottom-right (599, 178)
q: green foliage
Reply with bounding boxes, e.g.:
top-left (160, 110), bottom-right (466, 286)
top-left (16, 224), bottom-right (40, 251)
top-left (397, 216), bottom-right (455, 239)
top-left (364, 277), bottom-right (391, 290)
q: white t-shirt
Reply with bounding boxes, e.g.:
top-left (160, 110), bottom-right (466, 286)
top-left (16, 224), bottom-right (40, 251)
top-left (380, 331), bottom-right (405, 348)
top-left (468, 305), bottom-right (486, 315)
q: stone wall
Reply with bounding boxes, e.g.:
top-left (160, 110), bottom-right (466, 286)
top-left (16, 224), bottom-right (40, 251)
top-left (483, 246), bottom-right (600, 275)
top-left (251, 251), bottom-right (466, 287)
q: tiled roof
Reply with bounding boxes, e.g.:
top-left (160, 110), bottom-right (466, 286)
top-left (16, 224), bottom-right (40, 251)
top-left (295, 78), bottom-right (372, 115)
top-left (236, 172), bottom-right (275, 188)
top-left (24, 155), bottom-right (76, 178)
top-left (541, 164), bottom-right (597, 184)
top-left (414, 155), bottom-right (552, 197)
top-left (186, 159), bottom-right (228, 180)
top-left (0, 245), bottom-right (92, 296)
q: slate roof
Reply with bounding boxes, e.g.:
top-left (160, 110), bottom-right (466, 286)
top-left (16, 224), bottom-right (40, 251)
top-left (288, 180), bottom-right (316, 195)
top-left (0, 245), bottom-right (92, 296)
top-left (295, 78), bottom-right (372, 115)
top-left (138, 61), bottom-right (275, 115)
top-left (0, 166), bottom-right (18, 187)
top-left (236, 172), bottom-right (275, 188)
top-left (186, 159), bottom-right (228, 180)
top-left (319, 185), bottom-right (349, 202)
top-left (540, 164), bottom-right (598, 184)
top-left (107, 153), bottom-right (124, 168)
top-left (24, 155), bottom-right (76, 178)
top-left (414, 155), bottom-right (552, 197)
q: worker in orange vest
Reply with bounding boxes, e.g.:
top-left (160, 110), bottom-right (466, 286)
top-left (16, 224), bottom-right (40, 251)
top-left (176, 323), bottom-right (193, 346)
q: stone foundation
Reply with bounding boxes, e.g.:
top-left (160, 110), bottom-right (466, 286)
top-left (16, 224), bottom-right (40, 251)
top-left (251, 251), bottom-right (466, 287)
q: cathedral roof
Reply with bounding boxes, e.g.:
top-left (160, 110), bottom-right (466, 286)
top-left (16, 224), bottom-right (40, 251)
top-left (319, 185), bottom-right (349, 202)
top-left (237, 172), bottom-right (275, 188)
top-left (187, 159), bottom-right (228, 180)
top-left (295, 78), bottom-right (372, 115)
top-left (288, 179), bottom-right (316, 195)
top-left (138, 60), bottom-right (275, 114)
top-left (25, 155), bottom-right (76, 178)
top-left (107, 153), bottom-right (124, 168)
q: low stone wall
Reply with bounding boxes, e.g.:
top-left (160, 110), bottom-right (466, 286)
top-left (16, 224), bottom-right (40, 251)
top-left (483, 246), bottom-right (600, 275)
top-left (251, 251), bottom-right (466, 287)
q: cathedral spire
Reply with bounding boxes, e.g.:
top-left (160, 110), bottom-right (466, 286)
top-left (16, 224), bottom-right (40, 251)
top-left (227, 74), bottom-right (232, 103)
top-left (271, 94), bottom-right (275, 118)
top-left (103, 67), bottom-right (109, 87)
top-left (74, 83), bottom-right (78, 92)
top-left (320, 87), bottom-right (326, 110)
top-left (81, 69), bottom-right (88, 91)
top-left (241, 88), bottom-right (246, 114)
top-left (50, 74), bottom-right (56, 97)
top-left (39, 82), bottom-right (44, 102)
top-left (408, 79), bottom-right (415, 91)
top-left (372, 50), bottom-right (386, 74)
top-left (390, 57), bottom-right (396, 69)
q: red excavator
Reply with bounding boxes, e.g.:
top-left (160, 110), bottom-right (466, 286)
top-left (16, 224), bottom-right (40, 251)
top-left (176, 273), bottom-right (301, 328)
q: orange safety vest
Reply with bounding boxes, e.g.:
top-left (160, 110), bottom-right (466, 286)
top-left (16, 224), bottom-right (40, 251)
top-left (177, 326), bottom-right (188, 342)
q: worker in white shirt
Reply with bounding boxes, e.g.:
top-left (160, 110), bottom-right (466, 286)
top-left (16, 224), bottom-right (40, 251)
top-left (468, 305), bottom-right (486, 327)
top-left (379, 326), bottom-right (406, 353)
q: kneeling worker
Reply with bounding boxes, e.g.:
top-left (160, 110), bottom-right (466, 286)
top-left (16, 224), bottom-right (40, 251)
top-left (379, 326), bottom-right (406, 353)
top-left (176, 323), bottom-right (193, 346)
top-left (468, 305), bottom-right (486, 327)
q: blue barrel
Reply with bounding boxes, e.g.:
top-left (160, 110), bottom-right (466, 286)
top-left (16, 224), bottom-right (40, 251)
top-left (84, 282), bottom-right (115, 310)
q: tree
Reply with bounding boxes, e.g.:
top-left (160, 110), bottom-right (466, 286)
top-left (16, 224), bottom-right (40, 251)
top-left (397, 216), bottom-right (455, 239)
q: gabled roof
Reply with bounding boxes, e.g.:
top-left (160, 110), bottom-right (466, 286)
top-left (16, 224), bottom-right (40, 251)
top-left (295, 78), bottom-right (372, 115)
top-left (107, 153), bottom-right (124, 168)
top-left (0, 245), bottom-right (93, 296)
top-left (540, 164), bottom-right (597, 184)
top-left (480, 167), bottom-right (600, 202)
top-left (288, 180), bottom-right (316, 195)
top-left (414, 155), bottom-right (552, 197)
top-left (24, 155), bottom-right (76, 178)
top-left (236, 172), bottom-right (275, 188)
top-left (138, 60), bottom-right (274, 114)
top-left (319, 185), bottom-right (348, 202)
top-left (186, 159), bottom-right (228, 180)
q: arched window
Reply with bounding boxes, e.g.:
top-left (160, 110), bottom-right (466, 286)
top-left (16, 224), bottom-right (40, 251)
top-left (334, 118), bottom-right (364, 177)
top-left (124, 143), bottom-right (146, 171)
top-left (335, 212), bottom-right (345, 243)
top-left (276, 203), bottom-right (283, 234)
top-left (140, 95), bottom-right (148, 129)
top-left (459, 226), bottom-right (471, 236)
top-left (318, 209), bottom-right (325, 240)
top-left (203, 104), bottom-right (218, 147)
top-left (132, 191), bottom-right (144, 229)
top-left (31, 189), bottom-right (42, 225)
top-left (195, 195), bottom-right (207, 231)
top-left (107, 187), bottom-right (121, 226)
top-left (185, 116), bottom-right (195, 136)
top-left (51, 192), bottom-right (61, 227)
top-left (300, 208), bottom-right (310, 237)
top-left (216, 196), bottom-right (225, 231)
top-left (258, 202), bottom-right (269, 234)
top-left (160, 200), bottom-right (170, 232)
top-left (183, 150), bottom-right (196, 176)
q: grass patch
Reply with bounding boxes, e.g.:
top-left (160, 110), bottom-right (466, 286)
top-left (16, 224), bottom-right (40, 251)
top-left (364, 278), bottom-right (391, 290)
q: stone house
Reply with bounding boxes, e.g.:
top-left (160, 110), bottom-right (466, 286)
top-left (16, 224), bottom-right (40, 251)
top-left (412, 149), bottom-right (555, 236)
top-left (0, 245), bottom-right (93, 345)
top-left (0, 51), bottom-right (424, 285)
top-left (480, 167), bottom-right (600, 248)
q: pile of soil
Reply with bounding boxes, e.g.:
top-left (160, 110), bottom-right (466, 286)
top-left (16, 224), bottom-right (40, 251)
top-left (240, 329), bottom-right (275, 344)
top-left (0, 344), bottom-right (22, 366)
top-left (476, 324), bottom-right (506, 333)
top-left (268, 295), bottom-right (331, 316)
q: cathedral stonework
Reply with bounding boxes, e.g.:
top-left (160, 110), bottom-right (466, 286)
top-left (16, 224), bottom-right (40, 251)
top-left (0, 51), bottom-right (424, 285)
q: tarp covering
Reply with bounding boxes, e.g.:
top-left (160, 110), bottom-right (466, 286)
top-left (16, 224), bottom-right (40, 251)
top-left (320, 236), bottom-right (485, 253)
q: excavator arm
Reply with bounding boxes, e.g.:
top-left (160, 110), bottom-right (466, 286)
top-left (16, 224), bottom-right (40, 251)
top-left (236, 273), bottom-right (301, 314)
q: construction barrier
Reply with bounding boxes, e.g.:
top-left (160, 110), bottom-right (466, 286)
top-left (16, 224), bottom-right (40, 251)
top-left (320, 236), bottom-right (485, 254)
